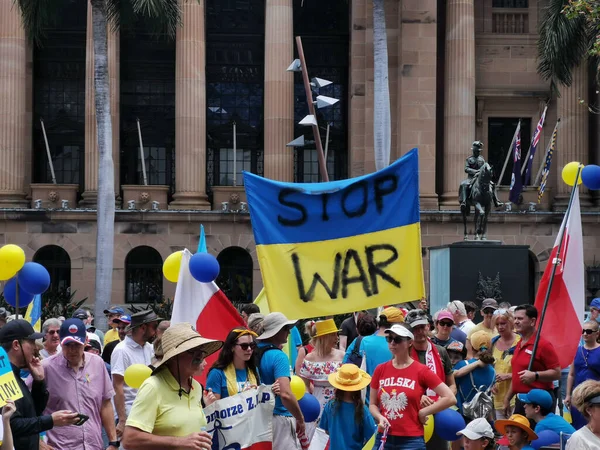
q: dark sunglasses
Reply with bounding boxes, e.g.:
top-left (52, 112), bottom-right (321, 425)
top-left (236, 342), bottom-right (257, 351)
top-left (185, 349), bottom-right (206, 359)
top-left (582, 329), bottom-right (598, 335)
top-left (482, 308), bottom-right (495, 315)
top-left (47, 330), bottom-right (59, 335)
top-left (386, 335), bottom-right (409, 344)
top-left (438, 321), bottom-right (453, 328)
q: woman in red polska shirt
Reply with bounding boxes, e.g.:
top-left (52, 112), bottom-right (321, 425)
top-left (369, 324), bottom-right (456, 450)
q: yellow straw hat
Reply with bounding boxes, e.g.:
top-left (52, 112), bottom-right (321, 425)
top-left (328, 364), bottom-right (371, 392)
top-left (495, 414), bottom-right (538, 442)
top-left (152, 322), bottom-right (223, 371)
top-left (313, 319), bottom-right (339, 338)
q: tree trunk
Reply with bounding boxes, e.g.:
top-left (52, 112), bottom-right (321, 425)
top-left (373, 0), bottom-right (391, 171)
top-left (91, 0), bottom-right (115, 331)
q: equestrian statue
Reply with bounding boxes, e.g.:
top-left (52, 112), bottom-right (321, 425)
top-left (459, 141), bottom-right (503, 240)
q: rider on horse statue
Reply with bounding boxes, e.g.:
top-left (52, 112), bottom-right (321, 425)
top-left (459, 141), bottom-right (503, 210)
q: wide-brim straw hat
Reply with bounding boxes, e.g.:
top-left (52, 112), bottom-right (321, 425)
top-left (152, 322), bottom-right (223, 371)
top-left (314, 319), bottom-right (339, 338)
top-left (328, 364), bottom-right (371, 392)
top-left (495, 414), bottom-right (538, 442)
top-left (256, 312), bottom-right (297, 340)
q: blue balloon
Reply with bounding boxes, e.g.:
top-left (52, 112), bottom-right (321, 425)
top-left (298, 393), bottom-right (320, 422)
top-left (18, 262), bottom-right (50, 295)
top-left (189, 253), bottom-right (220, 283)
top-left (433, 408), bottom-right (465, 442)
top-left (3, 277), bottom-right (34, 308)
top-left (531, 430), bottom-right (560, 449)
top-left (582, 164), bottom-right (600, 190)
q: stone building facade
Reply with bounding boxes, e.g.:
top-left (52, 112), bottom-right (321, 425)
top-left (0, 0), bottom-right (599, 310)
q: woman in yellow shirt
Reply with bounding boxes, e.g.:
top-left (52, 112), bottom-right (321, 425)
top-left (123, 323), bottom-right (223, 450)
top-left (491, 309), bottom-right (520, 420)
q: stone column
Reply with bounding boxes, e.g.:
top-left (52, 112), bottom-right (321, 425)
top-left (170, 0), bottom-right (211, 210)
top-left (0, 0), bottom-right (28, 207)
top-left (81, 4), bottom-right (120, 207)
top-left (263, 0), bottom-right (294, 181)
top-left (555, 62), bottom-right (592, 208)
top-left (441, 0), bottom-right (476, 208)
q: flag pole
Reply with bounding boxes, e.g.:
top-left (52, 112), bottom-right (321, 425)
top-left (136, 118), bottom-right (148, 186)
top-left (528, 165), bottom-right (582, 369)
top-left (497, 120), bottom-right (520, 185)
top-left (40, 118), bottom-right (57, 185)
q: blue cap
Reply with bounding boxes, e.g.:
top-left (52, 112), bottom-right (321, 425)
top-left (591, 298), bottom-right (600, 310)
top-left (113, 315), bottom-right (131, 325)
top-left (517, 389), bottom-right (553, 410)
top-left (60, 318), bottom-right (87, 346)
top-left (104, 307), bottom-right (125, 315)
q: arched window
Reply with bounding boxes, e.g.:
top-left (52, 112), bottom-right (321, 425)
top-left (125, 246), bottom-right (163, 304)
top-left (33, 246), bottom-right (71, 298)
top-left (216, 247), bottom-right (253, 304)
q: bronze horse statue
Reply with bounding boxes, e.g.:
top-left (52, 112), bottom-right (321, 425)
top-left (461, 163), bottom-right (494, 240)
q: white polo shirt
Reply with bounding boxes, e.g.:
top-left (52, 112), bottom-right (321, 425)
top-left (110, 336), bottom-right (154, 414)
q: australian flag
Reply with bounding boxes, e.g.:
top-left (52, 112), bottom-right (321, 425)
top-left (524, 105), bottom-right (548, 185)
top-left (509, 121), bottom-right (523, 204)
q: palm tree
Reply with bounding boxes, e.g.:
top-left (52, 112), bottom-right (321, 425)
top-left (373, 0), bottom-right (391, 170)
top-left (15, 0), bottom-right (182, 330)
top-left (537, 0), bottom-right (590, 88)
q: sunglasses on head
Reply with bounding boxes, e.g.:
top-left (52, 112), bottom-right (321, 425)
top-left (386, 335), bottom-right (409, 344)
top-left (236, 342), bottom-right (257, 351)
top-left (438, 321), bottom-right (453, 328)
top-left (582, 329), bottom-right (598, 335)
top-left (493, 309), bottom-right (508, 316)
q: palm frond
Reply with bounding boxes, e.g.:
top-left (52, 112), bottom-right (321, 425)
top-left (537, 0), bottom-right (591, 88)
top-left (130, 0), bottom-right (182, 37)
top-left (13, 0), bottom-right (67, 44)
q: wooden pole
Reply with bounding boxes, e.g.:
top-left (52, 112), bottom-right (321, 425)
top-left (296, 36), bottom-right (329, 182)
top-left (40, 119), bottom-right (57, 184)
top-left (136, 118), bottom-right (148, 186)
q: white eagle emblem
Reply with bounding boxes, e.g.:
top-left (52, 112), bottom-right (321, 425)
top-left (380, 389), bottom-right (408, 420)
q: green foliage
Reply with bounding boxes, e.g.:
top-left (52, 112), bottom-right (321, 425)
top-left (538, 0), bottom-right (593, 88)
top-left (0, 289), bottom-right (87, 322)
top-left (128, 296), bottom-right (173, 319)
top-left (41, 289), bottom-right (88, 322)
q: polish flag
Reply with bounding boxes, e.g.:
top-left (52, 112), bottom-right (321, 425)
top-left (534, 186), bottom-right (585, 369)
top-left (171, 248), bottom-right (244, 383)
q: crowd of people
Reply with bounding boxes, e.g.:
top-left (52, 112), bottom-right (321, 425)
top-left (0, 297), bottom-right (598, 450)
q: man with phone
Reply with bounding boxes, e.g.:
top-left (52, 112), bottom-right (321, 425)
top-left (0, 319), bottom-right (80, 450)
top-left (42, 318), bottom-right (119, 450)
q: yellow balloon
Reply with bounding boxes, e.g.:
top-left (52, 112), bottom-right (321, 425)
top-left (290, 375), bottom-right (306, 400)
top-left (124, 364), bottom-right (152, 389)
top-left (0, 264), bottom-right (17, 282)
top-left (163, 251), bottom-right (183, 283)
top-left (562, 161), bottom-right (584, 186)
top-left (424, 414), bottom-right (434, 443)
top-left (0, 245), bottom-right (25, 275)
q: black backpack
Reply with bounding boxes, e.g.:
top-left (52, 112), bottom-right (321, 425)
top-left (348, 336), bottom-right (364, 367)
top-left (256, 343), bottom-right (282, 365)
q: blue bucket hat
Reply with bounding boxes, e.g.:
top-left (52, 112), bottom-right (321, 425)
top-left (591, 298), bottom-right (600, 310)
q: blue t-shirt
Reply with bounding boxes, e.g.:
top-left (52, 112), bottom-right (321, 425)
top-left (454, 358), bottom-right (495, 411)
top-left (573, 346), bottom-right (600, 387)
top-left (319, 400), bottom-right (376, 450)
top-left (289, 326), bottom-right (303, 373)
top-left (343, 334), bottom-right (390, 376)
top-left (257, 343), bottom-right (291, 416)
top-left (206, 368), bottom-right (250, 398)
top-left (535, 413), bottom-right (576, 435)
top-left (450, 327), bottom-right (467, 346)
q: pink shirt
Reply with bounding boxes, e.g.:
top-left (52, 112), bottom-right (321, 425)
top-left (42, 352), bottom-right (114, 450)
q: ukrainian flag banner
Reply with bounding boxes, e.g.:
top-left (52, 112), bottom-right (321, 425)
top-left (244, 148), bottom-right (424, 320)
top-left (25, 294), bottom-right (42, 332)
